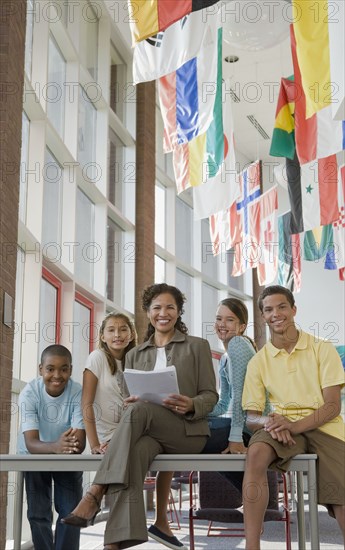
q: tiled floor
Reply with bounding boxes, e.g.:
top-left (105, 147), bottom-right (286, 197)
top-left (78, 501), bottom-right (344, 550)
top-left (7, 493), bottom-right (343, 549)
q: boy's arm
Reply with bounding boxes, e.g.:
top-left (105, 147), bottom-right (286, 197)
top-left (265, 384), bottom-right (342, 435)
top-left (24, 427), bottom-right (82, 454)
top-left (246, 409), bottom-right (296, 446)
top-left (74, 428), bottom-right (86, 453)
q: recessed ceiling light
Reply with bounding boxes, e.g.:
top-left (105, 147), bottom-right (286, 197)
top-left (224, 55), bottom-right (239, 63)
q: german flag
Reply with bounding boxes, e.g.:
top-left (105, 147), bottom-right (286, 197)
top-left (128, 0), bottom-right (220, 43)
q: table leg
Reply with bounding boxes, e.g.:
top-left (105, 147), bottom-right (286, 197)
top-left (308, 461), bottom-right (320, 550)
top-left (13, 471), bottom-right (24, 550)
top-left (296, 472), bottom-right (306, 550)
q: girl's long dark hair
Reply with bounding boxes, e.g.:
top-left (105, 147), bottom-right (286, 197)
top-left (142, 283), bottom-right (188, 341)
top-left (98, 312), bottom-right (137, 374)
top-left (219, 298), bottom-right (257, 351)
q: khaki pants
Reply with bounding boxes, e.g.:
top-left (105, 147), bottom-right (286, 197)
top-left (249, 428), bottom-right (345, 510)
top-left (94, 401), bottom-right (207, 548)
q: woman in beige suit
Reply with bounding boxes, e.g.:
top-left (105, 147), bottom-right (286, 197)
top-left (62, 283), bottom-right (218, 550)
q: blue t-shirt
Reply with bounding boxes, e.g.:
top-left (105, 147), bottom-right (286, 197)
top-left (17, 377), bottom-right (84, 455)
top-left (208, 336), bottom-right (256, 442)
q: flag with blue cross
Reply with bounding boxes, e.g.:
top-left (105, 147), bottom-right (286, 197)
top-left (232, 160), bottom-right (262, 276)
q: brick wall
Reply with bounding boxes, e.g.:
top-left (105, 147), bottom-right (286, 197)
top-left (0, 1), bottom-right (26, 548)
top-left (135, 81), bottom-right (156, 342)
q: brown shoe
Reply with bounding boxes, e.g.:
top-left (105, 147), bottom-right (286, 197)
top-left (61, 491), bottom-right (101, 528)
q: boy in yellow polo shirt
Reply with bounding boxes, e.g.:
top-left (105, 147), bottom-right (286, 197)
top-left (242, 285), bottom-right (345, 549)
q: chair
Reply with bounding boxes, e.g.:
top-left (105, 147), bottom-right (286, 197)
top-left (189, 470), bottom-right (291, 550)
top-left (172, 471), bottom-right (199, 509)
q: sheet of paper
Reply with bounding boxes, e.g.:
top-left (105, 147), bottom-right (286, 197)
top-left (124, 366), bottom-right (180, 405)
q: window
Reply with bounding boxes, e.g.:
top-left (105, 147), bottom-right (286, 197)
top-left (155, 184), bottom-right (166, 248)
top-left (201, 219), bottom-right (218, 280)
top-left (38, 269), bottom-right (62, 361)
top-left (24, 0), bottom-right (34, 77)
top-left (176, 269), bottom-right (192, 331)
top-left (41, 149), bottom-right (63, 250)
top-left (107, 218), bottom-right (123, 304)
top-left (175, 197), bottom-right (193, 265)
top-left (75, 188), bottom-right (95, 287)
top-left (47, 35), bottom-right (66, 137)
top-left (78, 85), bottom-right (97, 180)
top-left (110, 44), bottom-right (126, 121)
top-left (80, 1), bottom-right (99, 80)
top-left (108, 128), bottom-right (124, 208)
top-left (155, 255), bottom-right (166, 283)
top-left (19, 112), bottom-right (30, 223)
top-left (72, 293), bottom-right (95, 383)
top-left (202, 283), bottom-right (218, 351)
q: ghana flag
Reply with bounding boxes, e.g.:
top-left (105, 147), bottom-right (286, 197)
top-left (128, 0), bottom-right (220, 43)
top-left (269, 76), bottom-right (295, 160)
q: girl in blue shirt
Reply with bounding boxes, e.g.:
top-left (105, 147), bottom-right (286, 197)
top-left (203, 298), bottom-right (257, 490)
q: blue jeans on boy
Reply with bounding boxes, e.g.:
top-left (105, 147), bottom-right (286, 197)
top-left (24, 471), bottom-right (83, 550)
top-left (202, 417), bottom-right (251, 493)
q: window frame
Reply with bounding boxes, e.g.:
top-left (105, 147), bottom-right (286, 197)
top-left (41, 267), bottom-right (62, 345)
top-left (74, 291), bottom-right (95, 353)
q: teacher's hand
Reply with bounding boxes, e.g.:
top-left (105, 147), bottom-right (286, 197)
top-left (163, 393), bottom-right (195, 415)
top-left (123, 395), bottom-right (139, 408)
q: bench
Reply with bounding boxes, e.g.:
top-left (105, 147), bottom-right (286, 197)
top-left (0, 453), bottom-right (319, 550)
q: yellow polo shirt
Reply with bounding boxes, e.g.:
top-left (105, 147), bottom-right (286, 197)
top-left (242, 331), bottom-right (345, 441)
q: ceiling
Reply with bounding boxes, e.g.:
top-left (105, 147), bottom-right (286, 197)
top-left (223, 34), bottom-right (293, 164)
top-left (221, 0), bottom-right (293, 164)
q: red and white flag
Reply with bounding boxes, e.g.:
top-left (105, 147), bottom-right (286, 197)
top-left (208, 201), bottom-right (240, 256)
top-left (253, 186), bottom-right (279, 286)
top-left (299, 154), bottom-right (339, 231)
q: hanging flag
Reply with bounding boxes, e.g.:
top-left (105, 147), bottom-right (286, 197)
top-left (286, 153), bottom-right (339, 233)
top-left (290, 25), bottom-right (345, 165)
top-left (333, 164), bottom-right (345, 272)
top-left (324, 164), bottom-right (345, 273)
top-left (253, 186), bottom-right (279, 286)
top-left (209, 211), bottom-right (221, 256)
top-left (328, 1), bottom-right (345, 121)
top-left (208, 201), bottom-right (240, 257)
top-left (231, 161), bottom-right (262, 277)
top-left (192, 96), bottom-right (239, 219)
top-left (128, 0), bottom-right (220, 44)
top-left (278, 211), bottom-right (301, 293)
top-left (303, 225), bottom-right (334, 262)
top-left (172, 27), bottom-right (224, 197)
top-left (158, 23), bottom-right (218, 152)
top-left (133, 8), bottom-right (220, 83)
top-left (292, 0), bottom-right (332, 118)
top-left (269, 76), bottom-right (295, 160)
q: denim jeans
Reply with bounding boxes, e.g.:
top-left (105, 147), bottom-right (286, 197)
top-left (202, 417), bottom-right (251, 493)
top-left (24, 471), bottom-right (83, 550)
